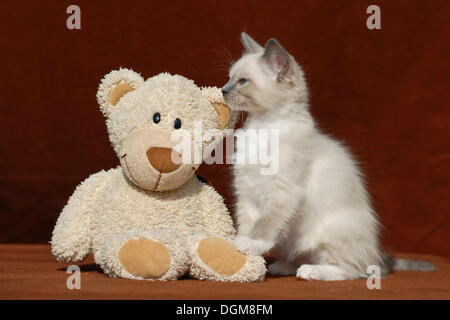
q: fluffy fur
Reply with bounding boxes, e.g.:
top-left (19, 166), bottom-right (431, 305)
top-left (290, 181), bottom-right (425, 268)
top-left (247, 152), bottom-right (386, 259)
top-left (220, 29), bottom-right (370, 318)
top-left (51, 69), bottom-right (265, 282)
top-left (223, 33), bottom-right (435, 281)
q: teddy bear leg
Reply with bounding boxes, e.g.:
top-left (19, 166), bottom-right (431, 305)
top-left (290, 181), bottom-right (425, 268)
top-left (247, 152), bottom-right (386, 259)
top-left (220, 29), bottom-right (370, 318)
top-left (189, 236), bottom-right (267, 282)
top-left (96, 228), bottom-right (189, 280)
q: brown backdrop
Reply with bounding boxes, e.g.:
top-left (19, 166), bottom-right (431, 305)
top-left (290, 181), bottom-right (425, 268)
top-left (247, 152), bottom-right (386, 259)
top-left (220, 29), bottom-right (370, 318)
top-left (0, 0), bottom-right (449, 258)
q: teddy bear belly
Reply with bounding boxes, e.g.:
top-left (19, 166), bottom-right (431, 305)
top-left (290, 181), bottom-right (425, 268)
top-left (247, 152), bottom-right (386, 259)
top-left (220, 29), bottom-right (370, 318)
top-left (89, 169), bottom-right (205, 255)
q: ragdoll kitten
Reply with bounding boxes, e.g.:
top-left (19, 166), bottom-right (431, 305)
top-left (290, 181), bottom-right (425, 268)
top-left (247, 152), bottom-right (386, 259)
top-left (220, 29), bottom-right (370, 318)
top-left (221, 32), bottom-right (435, 280)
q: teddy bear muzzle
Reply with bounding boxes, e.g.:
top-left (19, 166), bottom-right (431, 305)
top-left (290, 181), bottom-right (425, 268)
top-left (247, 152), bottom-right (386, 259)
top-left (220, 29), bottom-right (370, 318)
top-left (120, 127), bottom-right (200, 191)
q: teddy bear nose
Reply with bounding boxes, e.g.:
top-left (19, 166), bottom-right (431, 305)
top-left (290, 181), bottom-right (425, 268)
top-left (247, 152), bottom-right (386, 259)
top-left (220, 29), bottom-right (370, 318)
top-left (146, 147), bottom-right (182, 173)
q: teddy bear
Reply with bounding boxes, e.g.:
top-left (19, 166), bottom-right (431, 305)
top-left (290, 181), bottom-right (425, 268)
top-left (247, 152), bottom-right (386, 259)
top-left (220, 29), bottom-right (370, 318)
top-left (51, 68), bottom-right (266, 282)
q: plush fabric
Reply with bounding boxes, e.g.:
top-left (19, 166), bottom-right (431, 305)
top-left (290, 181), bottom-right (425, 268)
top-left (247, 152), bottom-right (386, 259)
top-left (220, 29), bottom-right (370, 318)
top-left (118, 238), bottom-right (172, 279)
top-left (0, 245), bottom-right (448, 299)
top-left (196, 238), bottom-right (247, 276)
top-left (50, 70), bottom-right (265, 282)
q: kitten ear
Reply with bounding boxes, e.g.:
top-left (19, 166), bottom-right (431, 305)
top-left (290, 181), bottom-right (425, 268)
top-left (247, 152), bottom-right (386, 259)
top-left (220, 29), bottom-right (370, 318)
top-left (261, 38), bottom-right (291, 81)
top-left (240, 32), bottom-right (263, 54)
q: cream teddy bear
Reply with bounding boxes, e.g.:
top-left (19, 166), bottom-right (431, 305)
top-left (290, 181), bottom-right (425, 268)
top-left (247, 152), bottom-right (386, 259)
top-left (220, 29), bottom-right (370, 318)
top-left (51, 69), bottom-right (266, 282)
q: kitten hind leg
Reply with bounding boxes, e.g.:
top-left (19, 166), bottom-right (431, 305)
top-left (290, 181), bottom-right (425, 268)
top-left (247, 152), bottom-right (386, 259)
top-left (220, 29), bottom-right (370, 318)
top-left (268, 260), bottom-right (298, 276)
top-left (297, 264), bottom-right (349, 281)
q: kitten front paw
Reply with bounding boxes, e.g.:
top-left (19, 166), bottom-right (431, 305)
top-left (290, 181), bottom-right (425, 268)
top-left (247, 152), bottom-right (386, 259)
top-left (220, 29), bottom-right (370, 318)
top-left (233, 235), bottom-right (273, 256)
top-left (296, 264), bottom-right (320, 280)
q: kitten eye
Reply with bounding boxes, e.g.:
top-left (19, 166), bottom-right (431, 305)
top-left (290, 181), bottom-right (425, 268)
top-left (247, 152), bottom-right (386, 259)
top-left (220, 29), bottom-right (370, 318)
top-left (238, 78), bottom-right (248, 85)
top-left (174, 118), bottom-right (182, 129)
top-left (153, 113), bottom-right (161, 124)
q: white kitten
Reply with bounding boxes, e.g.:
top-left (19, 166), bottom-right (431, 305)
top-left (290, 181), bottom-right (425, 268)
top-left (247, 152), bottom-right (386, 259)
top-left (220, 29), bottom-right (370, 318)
top-left (222, 32), bottom-right (435, 280)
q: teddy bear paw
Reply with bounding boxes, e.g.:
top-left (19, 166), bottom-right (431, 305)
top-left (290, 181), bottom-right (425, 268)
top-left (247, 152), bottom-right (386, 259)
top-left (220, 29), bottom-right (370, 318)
top-left (196, 237), bottom-right (247, 276)
top-left (118, 238), bottom-right (171, 279)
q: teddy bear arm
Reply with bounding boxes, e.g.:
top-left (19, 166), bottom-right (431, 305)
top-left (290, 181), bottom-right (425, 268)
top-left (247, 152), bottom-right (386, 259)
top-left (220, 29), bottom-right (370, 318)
top-left (51, 170), bottom-right (110, 262)
top-left (198, 184), bottom-right (236, 240)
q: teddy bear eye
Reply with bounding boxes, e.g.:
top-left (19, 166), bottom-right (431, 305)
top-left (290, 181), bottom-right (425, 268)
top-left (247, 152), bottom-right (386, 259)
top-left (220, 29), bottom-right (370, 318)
top-left (153, 113), bottom-right (161, 124)
top-left (174, 118), bottom-right (182, 129)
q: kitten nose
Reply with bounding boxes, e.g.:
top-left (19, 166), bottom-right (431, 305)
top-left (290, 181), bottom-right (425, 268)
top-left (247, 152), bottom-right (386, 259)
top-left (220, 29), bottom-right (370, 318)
top-left (146, 147), bottom-right (182, 173)
top-left (221, 88), bottom-right (229, 95)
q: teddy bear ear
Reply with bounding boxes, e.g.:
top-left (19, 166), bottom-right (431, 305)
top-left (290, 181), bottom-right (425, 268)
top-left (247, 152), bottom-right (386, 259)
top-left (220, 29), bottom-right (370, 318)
top-left (96, 68), bottom-right (144, 117)
top-left (201, 87), bottom-right (240, 130)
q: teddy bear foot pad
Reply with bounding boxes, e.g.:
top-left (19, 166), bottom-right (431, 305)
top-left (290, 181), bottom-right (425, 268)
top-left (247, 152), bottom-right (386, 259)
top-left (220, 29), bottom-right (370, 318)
top-left (196, 238), bottom-right (247, 276)
top-left (119, 238), bottom-right (171, 279)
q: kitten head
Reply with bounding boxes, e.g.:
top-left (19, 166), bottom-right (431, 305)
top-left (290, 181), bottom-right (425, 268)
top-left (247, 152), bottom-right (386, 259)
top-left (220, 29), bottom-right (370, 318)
top-left (222, 32), bottom-right (308, 114)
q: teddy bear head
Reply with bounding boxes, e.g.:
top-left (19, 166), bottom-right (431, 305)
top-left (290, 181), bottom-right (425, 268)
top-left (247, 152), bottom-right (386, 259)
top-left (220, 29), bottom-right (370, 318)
top-left (96, 68), bottom-right (237, 192)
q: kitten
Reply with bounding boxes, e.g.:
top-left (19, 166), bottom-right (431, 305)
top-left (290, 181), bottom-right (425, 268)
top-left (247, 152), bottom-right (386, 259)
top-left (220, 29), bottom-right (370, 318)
top-left (221, 32), bottom-right (435, 280)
